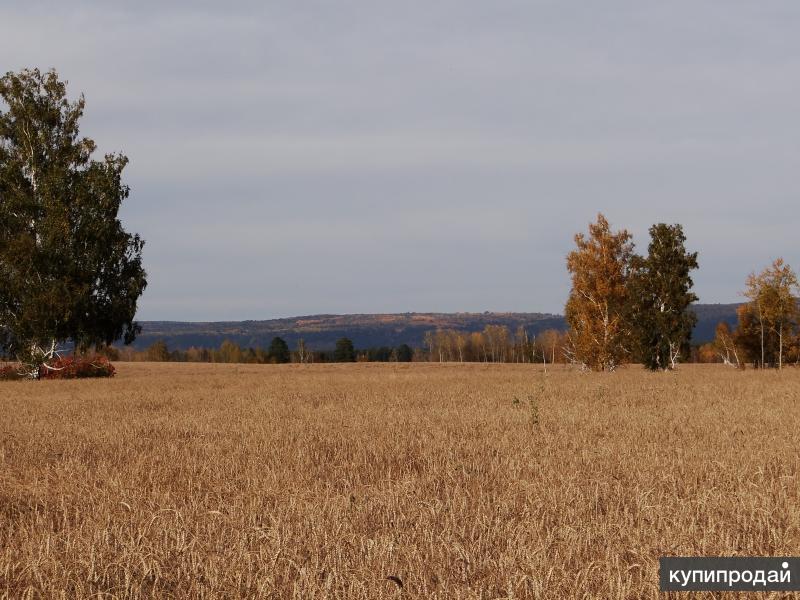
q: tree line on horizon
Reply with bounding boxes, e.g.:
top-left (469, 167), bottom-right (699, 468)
top-left (115, 328), bottom-right (569, 365)
top-left (105, 208), bottom-right (800, 371)
top-left (112, 337), bottom-right (417, 364)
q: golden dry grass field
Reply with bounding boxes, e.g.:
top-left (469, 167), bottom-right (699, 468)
top-left (2, 362), bottom-right (800, 599)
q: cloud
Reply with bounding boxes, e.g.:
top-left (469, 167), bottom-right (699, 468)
top-left (2, 1), bottom-right (799, 319)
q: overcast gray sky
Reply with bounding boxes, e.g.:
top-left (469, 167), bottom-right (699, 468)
top-left (3, 1), bottom-right (799, 320)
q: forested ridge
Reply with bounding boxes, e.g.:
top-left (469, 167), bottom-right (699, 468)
top-left (129, 305), bottom-right (739, 351)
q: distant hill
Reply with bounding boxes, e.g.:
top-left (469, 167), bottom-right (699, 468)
top-left (690, 303), bottom-right (741, 342)
top-left (129, 312), bottom-right (565, 351)
top-left (129, 303), bottom-right (741, 351)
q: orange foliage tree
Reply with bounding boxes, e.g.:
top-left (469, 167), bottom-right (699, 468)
top-left (565, 214), bottom-right (634, 371)
top-left (739, 258), bottom-right (799, 369)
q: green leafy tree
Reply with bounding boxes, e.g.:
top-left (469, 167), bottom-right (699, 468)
top-left (0, 68), bottom-right (146, 376)
top-left (627, 224), bottom-right (698, 370)
top-left (333, 337), bottom-right (356, 362)
top-left (267, 336), bottom-right (290, 364)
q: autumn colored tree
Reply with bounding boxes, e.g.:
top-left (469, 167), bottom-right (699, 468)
top-left (696, 342), bottom-right (719, 363)
top-left (513, 326), bottom-right (531, 363)
top-left (712, 321), bottom-right (741, 368)
top-left (733, 303), bottom-right (767, 367)
top-left (565, 214), bottom-right (634, 371)
top-left (146, 340), bottom-right (170, 362)
top-left (483, 325), bottom-right (511, 363)
top-left (787, 332), bottom-right (800, 365)
top-left (216, 340), bottom-right (244, 363)
top-left (740, 259), bottom-right (799, 369)
top-left (535, 329), bottom-right (566, 367)
top-left (627, 224), bottom-right (698, 371)
top-left (469, 331), bottom-right (486, 362)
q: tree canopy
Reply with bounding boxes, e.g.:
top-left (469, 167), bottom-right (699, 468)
top-left (627, 223), bottom-right (698, 370)
top-left (267, 337), bottom-right (291, 364)
top-left (565, 213), bottom-right (633, 371)
top-left (396, 343), bottom-right (413, 362)
top-left (333, 337), bottom-right (356, 362)
top-left (738, 258), bottom-right (799, 369)
top-left (0, 68), bottom-right (146, 375)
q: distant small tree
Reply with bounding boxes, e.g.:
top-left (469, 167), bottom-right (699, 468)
top-left (483, 325), bottom-right (510, 363)
top-left (333, 337), bottom-right (356, 362)
top-left (184, 346), bottom-right (203, 362)
top-left (513, 326), bottom-right (530, 363)
top-left (536, 329), bottom-right (564, 366)
top-left (146, 340), bottom-right (170, 362)
top-left (712, 321), bottom-right (741, 368)
top-left (243, 348), bottom-right (258, 363)
top-left (296, 338), bottom-right (309, 363)
top-left (396, 343), bottom-right (413, 362)
top-left (696, 342), bottom-right (719, 363)
top-left (741, 259), bottom-right (799, 369)
top-left (267, 337), bottom-right (290, 364)
top-left (734, 303), bottom-right (766, 367)
top-left (216, 340), bottom-right (243, 363)
top-left (423, 331), bottom-right (435, 361)
top-left (469, 331), bottom-right (486, 362)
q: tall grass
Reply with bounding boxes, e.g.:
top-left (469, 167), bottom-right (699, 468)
top-left (1, 363), bottom-right (799, 598)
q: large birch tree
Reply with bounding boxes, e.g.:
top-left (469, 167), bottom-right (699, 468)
top-left (565, 214), bottom-right (633, 371)
top-left (0, 68), bottom-right (146, 376)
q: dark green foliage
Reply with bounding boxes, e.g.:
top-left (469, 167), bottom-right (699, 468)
top-left (0, 68), bottom-right (146, 368)
top-left (333, 337), bottom-right (356, 362)
top-left (111, 339), bottom-right (420, 364)
top-left (396, 343), bottom-right (413, 362)
top-left (364, 346), bottom-right (392, 362)
top-left (267, 336), bottom-right (290, 364)
top-left (627, 224), bottom-right (698, 370)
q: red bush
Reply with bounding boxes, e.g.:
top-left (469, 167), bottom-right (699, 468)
top-left (39, 356), bottom-right (116, 380)
top-left (0, 365), bottom-right (24, 381)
